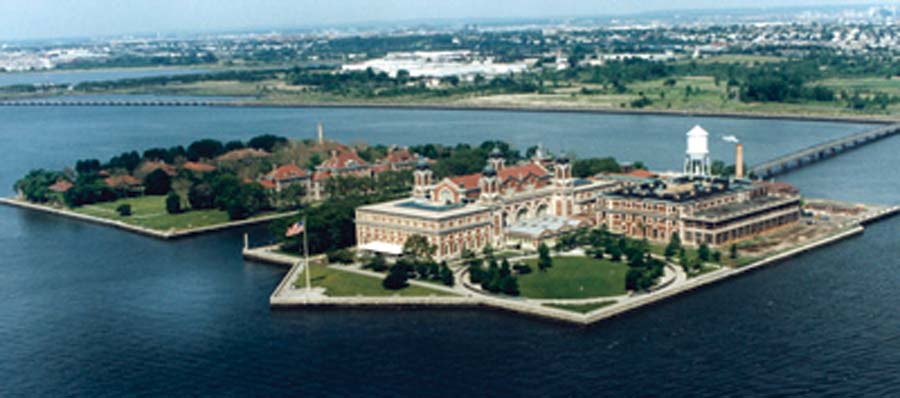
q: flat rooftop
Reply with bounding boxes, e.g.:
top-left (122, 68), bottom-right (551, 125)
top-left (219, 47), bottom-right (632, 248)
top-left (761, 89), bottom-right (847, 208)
top-left (605, 176), bottom-right (754, 203)
top-left (689, 195), bottom-right (798, 221)
top-left (357, 198), bottom-right (489, 220)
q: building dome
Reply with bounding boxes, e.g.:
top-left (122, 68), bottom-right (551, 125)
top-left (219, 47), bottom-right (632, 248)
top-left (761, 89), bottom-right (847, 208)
top-left (415, 157), bottom-right (430, 170)
top-left (489, 147), bottom-right (503, 158)
top-left (555, 154), bottom-right (570, 164)
top-left (482, 164), bottom-right (497, 176)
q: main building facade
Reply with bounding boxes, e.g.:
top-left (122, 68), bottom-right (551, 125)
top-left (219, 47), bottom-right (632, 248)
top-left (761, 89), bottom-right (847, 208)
top-left (355, 126), bottom-right (802, 260)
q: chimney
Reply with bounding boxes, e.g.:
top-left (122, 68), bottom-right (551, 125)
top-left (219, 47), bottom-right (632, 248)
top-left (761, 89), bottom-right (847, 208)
top-left (735, 143), bottom-right (744, 178)
top-left (317, 122), bottom-right (324, 145)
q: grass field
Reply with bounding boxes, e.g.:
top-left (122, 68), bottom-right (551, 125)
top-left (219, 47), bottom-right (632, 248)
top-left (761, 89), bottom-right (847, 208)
top-left (518, 256), bottom-right (629, 299)
top-left (297, 265), bottom-right (454, 297)
top-left (71, 195), bottom-right (282, 231)
top-left (545, 301), bottom-right (616, 314)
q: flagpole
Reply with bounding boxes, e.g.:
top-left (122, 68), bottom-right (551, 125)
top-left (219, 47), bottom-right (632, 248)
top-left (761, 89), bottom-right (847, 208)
top-left (303, 215), bottom-right (311, 293)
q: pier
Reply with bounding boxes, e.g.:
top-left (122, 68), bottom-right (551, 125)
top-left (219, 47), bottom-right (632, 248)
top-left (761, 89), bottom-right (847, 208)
top-left (750, 123), bottom-right (900, 178)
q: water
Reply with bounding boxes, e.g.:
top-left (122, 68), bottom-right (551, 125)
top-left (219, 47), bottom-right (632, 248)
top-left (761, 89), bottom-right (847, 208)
top-left (0, 67), bottom-right (214, 87)
top-left (0, 106), bottom-right (897, 397)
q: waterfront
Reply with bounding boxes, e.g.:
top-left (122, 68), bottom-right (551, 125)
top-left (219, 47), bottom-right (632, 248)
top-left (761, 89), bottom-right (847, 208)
top-left (0, 67), bottom-right (215, 87)
top-left (0, 106), bottom-right (898, 397)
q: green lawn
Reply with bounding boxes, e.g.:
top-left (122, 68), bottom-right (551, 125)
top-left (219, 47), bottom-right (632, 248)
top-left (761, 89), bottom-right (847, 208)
top-left (545, 301), bottom-right (616, 314)
top-left (518, 256), bottom-right (629, 299)
top-left (71, 195), bottom-right (284, 231)
top-left (297, 265), bottom-right (454, 297)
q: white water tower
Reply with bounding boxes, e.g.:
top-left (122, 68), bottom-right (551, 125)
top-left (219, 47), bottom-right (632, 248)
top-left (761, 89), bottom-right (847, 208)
top-left (684, 125), bottom-right (711, 177)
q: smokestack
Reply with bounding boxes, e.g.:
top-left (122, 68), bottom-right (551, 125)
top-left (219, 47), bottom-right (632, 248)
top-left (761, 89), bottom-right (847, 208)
top-left (317, 122), bottom-right (324, 145)
top-left (735, 143), bottom-right (744, 179)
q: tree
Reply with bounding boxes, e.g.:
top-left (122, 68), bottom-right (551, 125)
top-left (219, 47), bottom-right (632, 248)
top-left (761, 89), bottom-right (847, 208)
top-left (14, 169), bottom-right (63, 203)
top-left (501, 275), bottom-right (520, 296)
top-left (186, 139), bottom-right (224, 161)
top-left (482, 244), bottom-right (495, 259)
top-left (698, 243), bottom-right (711, 262)
top-left (116, 204), bottom-right (132, 216)
top-left (144, 169), bottom-right (172, 195)
top-left (403, 234), bottom-right (435, 263)
top-left (382, 265), bottom-right (409, 290)
top-left (664, 232), bottom-right (681, 259)
top-left (713, 250), bottom-right (722, 263)
top-left (188, 183), bottom-right (215, 209)
top-left (166, 192), bottom-right (182, 214)
top-left (75, 159), bottom-right (101, 175)
top-left (730, 244), bottom-right (738, 259)
top-left (366, 253), bottom-right (388, 272)
top-left (626, 268), bottom-right (643, 291)
top-left (440, 262), bottom-right (454, 287)
top-left (224, 140), bottom-right (246, 152)
top-left (223, 183), bottom-right (268, 220)
top-left (247, 134), bottom-right (288, 152)
top-left (607, 243), bottom-right (622, 262)
top-left (538, 242), bottom-right (552, 271)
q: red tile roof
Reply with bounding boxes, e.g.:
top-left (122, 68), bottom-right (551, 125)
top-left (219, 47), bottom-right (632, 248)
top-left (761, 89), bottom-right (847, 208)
top-left (138, 161), bottom-right (177, 177)
top-left (183, 161), bottom-right (216, 173)
top-left (104, 175), bottom-right (142, 188)
top-left (264, 164), bottom-right (308, 181)
top-left (383, 147), bottom-right (415, 164)
top-left (48, 180), bottom-right (73, 193)
top-left (624, 169), bottom-right (656, 178)
top-left (320, 149), bottom-right (368, 169)
top-left (312, 170), bottom-right (331, 181)
top-left (371, 163), bottom-right (390, 173)
top-left (498, 163), bottom-right (549, 181)
top-left (449, 164), bottom-right (549, 192)
top-left (449, 173), bottom-right (482, 191)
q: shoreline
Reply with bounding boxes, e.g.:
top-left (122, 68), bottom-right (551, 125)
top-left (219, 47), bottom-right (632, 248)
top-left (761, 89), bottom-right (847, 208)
top-left (2, 96), bottom-right (896, 124)
top-left (256, 205), bottom-right (898, 326)
top-left (230, 101), bottom-right (898, 125)
top-left (0, 197), bottom-right (297, 239)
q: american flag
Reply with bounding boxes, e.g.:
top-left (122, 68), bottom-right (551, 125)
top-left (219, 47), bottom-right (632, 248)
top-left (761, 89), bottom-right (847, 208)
top-left (285, 221), bottom-right (305, 237)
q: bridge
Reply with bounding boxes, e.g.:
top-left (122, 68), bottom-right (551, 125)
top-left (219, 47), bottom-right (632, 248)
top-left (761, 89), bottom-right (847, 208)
top-left (750, 123), bottom-right (900, 179)
top-left (0, 99), bottom-right (230, 107)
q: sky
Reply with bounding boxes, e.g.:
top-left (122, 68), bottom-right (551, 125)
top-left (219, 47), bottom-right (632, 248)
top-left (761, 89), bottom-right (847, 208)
top-left (0, 0), bottom-right (892, 40)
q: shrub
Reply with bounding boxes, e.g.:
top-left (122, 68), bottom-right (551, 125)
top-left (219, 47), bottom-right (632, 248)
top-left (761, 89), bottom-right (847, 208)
top-left (326, 249), bottom-right (355, 264)
top-left (512, 263), bottom-right (533, 274)
top-left (188, 183), bottom-right (215, 209)
top-left (165, 192), bottom-right (182, 214)
top-left (116, 204), bottom-right (132, 216)
top-left (364, 254), bottom-right (388, 272)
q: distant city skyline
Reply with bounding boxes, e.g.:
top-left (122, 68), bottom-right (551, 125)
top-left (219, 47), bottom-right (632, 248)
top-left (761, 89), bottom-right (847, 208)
top-left (0, 0), bottom-right (894, 41)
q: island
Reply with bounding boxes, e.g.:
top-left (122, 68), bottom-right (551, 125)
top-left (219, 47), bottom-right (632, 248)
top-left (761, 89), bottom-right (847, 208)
top-left (242, 125), bottom-right (898, 324)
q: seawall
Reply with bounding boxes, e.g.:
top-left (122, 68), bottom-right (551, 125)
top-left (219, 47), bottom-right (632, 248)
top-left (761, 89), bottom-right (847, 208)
top-left (0, 197), bottom-right (297, 239)
top-left (253, 221), bottom-right (882, 326)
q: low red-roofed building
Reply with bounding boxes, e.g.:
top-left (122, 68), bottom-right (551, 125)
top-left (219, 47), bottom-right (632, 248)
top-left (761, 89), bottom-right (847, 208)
top-left (48, 180), bottom-right (73, 193)
top-left (104, 175), bottom-right (144, 194)
top-left (624, 169), bottom-right (656, 179)
top-left (259, 164), bottom-right (310, 194)
top-left (183, 161), bottom-right (216, 173)
top-left (136, 161), bottom-right (177, 178)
